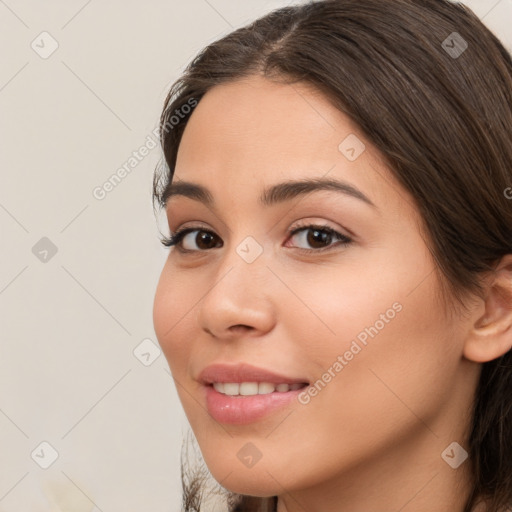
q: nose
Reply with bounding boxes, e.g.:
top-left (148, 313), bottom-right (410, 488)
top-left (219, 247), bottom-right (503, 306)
top-left (196, 245), bottom-right (277, 340)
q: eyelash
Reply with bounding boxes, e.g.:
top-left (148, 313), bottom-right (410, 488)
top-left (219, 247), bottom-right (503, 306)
top-left (160, 223), bottom-right (353, 255)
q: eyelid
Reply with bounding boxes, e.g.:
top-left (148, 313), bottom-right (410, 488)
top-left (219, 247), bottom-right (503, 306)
top-left (289, 219), bottom-right (352, 240)
top-left (169, 218), bottom-right (350, 239)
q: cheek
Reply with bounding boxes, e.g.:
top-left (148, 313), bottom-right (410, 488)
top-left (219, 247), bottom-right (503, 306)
top-left (319, 276), bottom-right (450, 391)
top-left (285, 246), bottom-right (438, 367)
top-left (280, 251), bottom-right (457, 446)
top-left (153, 265), bottom-right (196, 377)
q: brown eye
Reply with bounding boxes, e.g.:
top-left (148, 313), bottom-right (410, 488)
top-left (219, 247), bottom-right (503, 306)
top-left (162, 228), bottom-right (222, 252)
top-left (308, 228), bottom-right (333, 248)
top-left (287, 225), bottom-right (352, 253)
top-left (179, 229), bottom-right (222, 251)
top-left (162, 224), bottom-right (352, 254)
top-left (191, 231), bottom-right (220, 250)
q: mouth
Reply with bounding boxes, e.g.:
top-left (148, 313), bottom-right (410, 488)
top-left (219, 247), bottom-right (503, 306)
top-left (198, 363), bottom-right (310, 425)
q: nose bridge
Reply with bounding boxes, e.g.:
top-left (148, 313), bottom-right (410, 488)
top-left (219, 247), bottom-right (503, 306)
top-left (216, 214), bottom-right (270, 273)
top-left (197, 232), bottom-right (276, 336)
top-left (210, 231), bottom-right (272, 302)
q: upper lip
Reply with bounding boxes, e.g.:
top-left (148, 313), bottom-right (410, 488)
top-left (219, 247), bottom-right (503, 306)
top-left (198, 363), bottom-right (309, 385)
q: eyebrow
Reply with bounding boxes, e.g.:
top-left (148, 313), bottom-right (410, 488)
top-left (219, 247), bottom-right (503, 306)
top-left (163, 177), bottom-right (377, 210)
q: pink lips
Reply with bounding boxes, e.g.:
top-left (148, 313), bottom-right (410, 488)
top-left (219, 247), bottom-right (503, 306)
top-left (198, 362), bottom-right (309, 425)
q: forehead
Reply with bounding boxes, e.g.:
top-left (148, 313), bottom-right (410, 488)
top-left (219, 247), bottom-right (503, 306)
top-left (171, 75), bottom-right (413, 219)
top-left (178, 75), bottom-right (355, 165)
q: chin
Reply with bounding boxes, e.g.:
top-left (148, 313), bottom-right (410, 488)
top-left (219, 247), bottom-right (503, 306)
top-left (203, 456), bottom-right (287, 497)
top-left (215, 475), bottom-right (281, 498)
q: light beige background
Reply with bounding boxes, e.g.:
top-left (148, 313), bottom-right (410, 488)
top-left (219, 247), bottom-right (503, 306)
top-left (0, 0), bottom-right (510, 510)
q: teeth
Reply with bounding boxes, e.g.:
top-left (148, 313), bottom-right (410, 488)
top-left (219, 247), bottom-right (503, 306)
top-left (223, 383), bottom-right (239, 395)
top-left (213, 382), bottom-right (225, 393)
top-left (212, 382), bottom-right (305, 396)
top-left (258, 382), bottom-right (275, 394)
top-left (240, 382), bottom-right (258, 395)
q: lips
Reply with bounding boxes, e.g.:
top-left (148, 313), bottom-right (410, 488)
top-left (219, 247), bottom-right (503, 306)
top-left (198, 362), bottom-right (309, 386)
top-left (197, 363), bottom-right (310, 424)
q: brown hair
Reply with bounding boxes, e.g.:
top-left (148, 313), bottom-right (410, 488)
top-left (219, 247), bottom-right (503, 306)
top-left (153, 1), bottom-right (512, 510)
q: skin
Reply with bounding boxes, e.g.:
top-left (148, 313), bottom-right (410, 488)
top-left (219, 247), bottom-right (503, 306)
top-left (153, 74), bottom-right (512, 512)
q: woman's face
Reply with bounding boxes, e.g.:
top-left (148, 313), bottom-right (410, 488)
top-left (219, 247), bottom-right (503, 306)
top-left (153, 75), bottom-right (478, 507)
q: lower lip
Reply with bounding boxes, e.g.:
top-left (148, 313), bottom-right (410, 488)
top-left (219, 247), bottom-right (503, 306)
top-left (204, 384), bottom-right (307, 425)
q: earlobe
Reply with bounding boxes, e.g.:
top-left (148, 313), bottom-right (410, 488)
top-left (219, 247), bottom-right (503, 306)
top-left (463, 254), bottom-right (512, 363)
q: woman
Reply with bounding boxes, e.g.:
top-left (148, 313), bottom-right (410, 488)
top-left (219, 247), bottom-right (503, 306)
top-left (152, 0), bottom-right (512, 510)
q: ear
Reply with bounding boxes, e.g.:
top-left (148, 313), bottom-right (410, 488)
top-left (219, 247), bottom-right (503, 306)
top-left (463, 254), bottom-right (512, 363)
